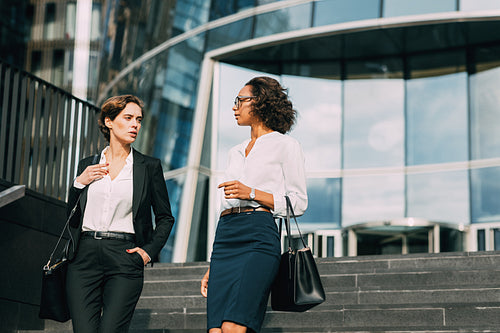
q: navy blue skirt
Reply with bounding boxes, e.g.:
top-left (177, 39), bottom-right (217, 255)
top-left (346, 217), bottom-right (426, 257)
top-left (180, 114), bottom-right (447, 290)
top-left (207, 211), bottom-right (281, 332)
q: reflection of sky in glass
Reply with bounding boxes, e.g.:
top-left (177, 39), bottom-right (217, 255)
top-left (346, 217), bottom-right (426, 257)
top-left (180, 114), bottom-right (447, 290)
top-left (461, 0), bottom-right (500, 10)
top-left (344, 79), bottom-right (404, 168)
top-left (281, 75), bottom-right (342, 171)
top-left (471, 167), bottom-right (500, 223)
top-left (383, 0), bottom-right (456, 17)
top-left (343, 174), bottom-right (404, 225)
top-left (254, 4), bottom-right (312, 37)
top-left (407, 171), bottom-right (469, 223)
top-left (406, 73), bottom-right (468, 165)
top-left (470, 67), bottom-right (500, 160)
top-left (299, 178), bottom-right (341, 224)
top-left (313, 0), bottom-right (380, 26)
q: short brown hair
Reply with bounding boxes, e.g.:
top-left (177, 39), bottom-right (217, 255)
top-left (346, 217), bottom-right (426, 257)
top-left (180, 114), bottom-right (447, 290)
top-left (245, 77), bottom-right (296, 134)
top-left (98, 95), bottom-right (144, 142)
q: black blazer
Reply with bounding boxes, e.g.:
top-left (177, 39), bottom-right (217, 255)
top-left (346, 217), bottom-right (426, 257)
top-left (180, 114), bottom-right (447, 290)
top-left (66, 149), bottom-right (175, 262)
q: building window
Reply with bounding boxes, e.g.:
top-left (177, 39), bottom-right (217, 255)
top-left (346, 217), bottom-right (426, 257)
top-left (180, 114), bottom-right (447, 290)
top-left (477, 229), bottom-right (486, 251)
top-left (44, 2), bottom-right (56, 40)
top-left (65, 2), bottom-right (76, 39)
top-left (383, 0), bottom-right (456, 17)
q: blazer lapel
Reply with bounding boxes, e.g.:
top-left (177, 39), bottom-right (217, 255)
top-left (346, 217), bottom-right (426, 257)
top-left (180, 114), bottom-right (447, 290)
top-left (133, 149), bottom-right (146, 219)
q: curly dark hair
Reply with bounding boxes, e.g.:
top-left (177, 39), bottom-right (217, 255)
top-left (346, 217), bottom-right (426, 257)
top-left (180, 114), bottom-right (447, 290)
top-left (245, 76), bottom-right (296, 134)
top-left (98, 95), bottom-right (144, 142)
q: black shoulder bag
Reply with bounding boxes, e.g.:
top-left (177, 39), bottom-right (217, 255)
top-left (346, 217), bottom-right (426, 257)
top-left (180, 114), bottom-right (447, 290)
top-left (38, 200), bottom-right (79, 322)
top-left (39, 154), bottom-right (98, 322)
top-left (271, 196), bottom-right (326, 312)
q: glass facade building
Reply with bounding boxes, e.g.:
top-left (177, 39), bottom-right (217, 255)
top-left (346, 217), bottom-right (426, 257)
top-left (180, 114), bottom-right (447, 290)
top-left (97, 0), bottom-right (500, 262)
top-left (7, 0), bottom-right (500, 262)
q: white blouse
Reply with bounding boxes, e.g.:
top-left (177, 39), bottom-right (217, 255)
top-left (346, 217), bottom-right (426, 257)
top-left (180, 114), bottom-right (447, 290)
top-left (219, 131), bottom-right (308, 217)
top-left (79, 147), bottom-right (135, 234)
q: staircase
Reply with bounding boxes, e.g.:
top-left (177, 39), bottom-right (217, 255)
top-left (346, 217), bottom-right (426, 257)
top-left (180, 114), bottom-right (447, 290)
top-left (27, 251), bottom-right (500, 332)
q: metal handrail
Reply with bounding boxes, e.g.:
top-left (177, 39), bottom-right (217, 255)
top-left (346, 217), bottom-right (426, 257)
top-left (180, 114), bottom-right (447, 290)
top-left (0, 59), bottom-right (105, 201)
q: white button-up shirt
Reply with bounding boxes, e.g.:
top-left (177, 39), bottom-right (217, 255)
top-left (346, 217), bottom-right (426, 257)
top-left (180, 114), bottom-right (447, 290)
top-left (219, 131), bottom-right (308, 217)
top-left (79, 147), bottom-right (135, 234)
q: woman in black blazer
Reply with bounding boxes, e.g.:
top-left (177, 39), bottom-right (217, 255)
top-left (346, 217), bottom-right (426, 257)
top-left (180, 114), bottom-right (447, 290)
top-left (65, 95), bottom-right (174, 333)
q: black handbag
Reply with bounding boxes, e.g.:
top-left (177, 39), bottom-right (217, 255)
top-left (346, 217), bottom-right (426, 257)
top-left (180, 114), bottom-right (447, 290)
top-left (38, 200), bottom-right (79, 322)
top-left (271, 196), bottom-right (326, 312)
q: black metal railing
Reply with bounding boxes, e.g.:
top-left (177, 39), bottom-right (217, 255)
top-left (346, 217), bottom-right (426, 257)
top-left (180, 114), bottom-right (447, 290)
top-left (0, 59), bottom-right (105, 201)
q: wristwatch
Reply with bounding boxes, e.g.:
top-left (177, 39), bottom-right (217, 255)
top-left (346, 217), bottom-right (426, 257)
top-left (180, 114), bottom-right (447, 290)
top-left (249, 188), bottom-right (256, 200)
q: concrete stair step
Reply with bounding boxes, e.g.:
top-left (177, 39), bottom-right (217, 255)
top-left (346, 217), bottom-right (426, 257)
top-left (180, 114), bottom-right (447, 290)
top-left (136, 286), bottom-right (500, 310)
top-left (140, 269), bottom-right (500, 297)
top-left (126, 303), bottom-right (500, 331)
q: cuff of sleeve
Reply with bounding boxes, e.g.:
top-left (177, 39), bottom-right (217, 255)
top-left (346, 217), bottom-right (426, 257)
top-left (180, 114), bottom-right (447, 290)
top-left (73, 179), bottom-right (86, 189)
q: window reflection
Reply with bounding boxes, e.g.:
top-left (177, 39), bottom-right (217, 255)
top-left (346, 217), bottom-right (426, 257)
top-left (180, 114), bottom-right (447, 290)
top-left (470, 66), bottom-right (500, 160)
top-left (206, 19), bottom-right (253, 52)
top-left (300, 178), bottom-right (341, 224)
top-left (461, 0), bottom-right (500, 11)
top-left (383, 0), bottom-right (456, 17)
top-left (282, 75), bottom-right (342, 171)
top-left (343, 79), bottom-right (404, 168)
top-left (407, 171), bottom-right (469, 223)
top-left (313, 0), bottom-right (380, 27)
top-left (343, 174), bottom-right (404, 225)
top-left (406, 73), bottom-right (468, 165)
top-left (471, 167), bottom-right (500, 223)
top-left (254, 4), bottom-right (312, 38)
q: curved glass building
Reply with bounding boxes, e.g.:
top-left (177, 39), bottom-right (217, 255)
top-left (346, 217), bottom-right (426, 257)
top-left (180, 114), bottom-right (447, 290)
top-left (97, 0), bottom-right (500, 262)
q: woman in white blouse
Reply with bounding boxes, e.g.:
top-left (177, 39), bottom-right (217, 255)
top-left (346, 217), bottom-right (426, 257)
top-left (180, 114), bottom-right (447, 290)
top-left (65, 95), bottom-right (174, 333)
top-left (201, 77), bottom-right (308, 333)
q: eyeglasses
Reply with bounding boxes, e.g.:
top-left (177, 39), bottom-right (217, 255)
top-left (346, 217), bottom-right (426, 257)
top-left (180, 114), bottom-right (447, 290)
top-left (233, 95), bottom-right (256, 109)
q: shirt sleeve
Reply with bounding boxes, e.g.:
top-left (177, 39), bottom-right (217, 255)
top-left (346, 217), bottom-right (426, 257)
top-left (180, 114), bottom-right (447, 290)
top-left (273, 139), bottom-right (308, 216)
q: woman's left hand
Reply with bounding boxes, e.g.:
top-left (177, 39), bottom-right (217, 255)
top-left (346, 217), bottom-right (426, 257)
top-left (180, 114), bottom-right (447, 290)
top-left (218, 180), bottom-right (251, 200)
top-left (126, 247), bottom-right (151, 265)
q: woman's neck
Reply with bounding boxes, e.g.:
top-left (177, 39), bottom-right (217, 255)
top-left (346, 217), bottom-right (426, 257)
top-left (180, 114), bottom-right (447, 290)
top-left (106, 140), bottom-right (131, 162)
top-left (250, 124), bottom-right (273, 141)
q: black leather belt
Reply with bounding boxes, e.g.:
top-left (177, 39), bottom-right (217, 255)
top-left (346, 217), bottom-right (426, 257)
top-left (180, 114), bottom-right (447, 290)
top-left (81, 231), bottom-right (135, 242)
top-left (220, 206), bottom-right (271, 217)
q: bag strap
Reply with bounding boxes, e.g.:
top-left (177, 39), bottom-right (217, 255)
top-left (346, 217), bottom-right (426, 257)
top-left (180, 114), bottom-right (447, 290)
top-left (281, 195), bottom-right (307, 251)
top-left (44, 154), bottom-right (99, 269)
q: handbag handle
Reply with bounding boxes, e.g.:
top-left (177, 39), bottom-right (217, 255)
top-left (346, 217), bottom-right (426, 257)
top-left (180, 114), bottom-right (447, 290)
top-left (279, 195), bottom-right (308, 252)
top-left (44, 154), bottom-right (99, 269)
top-left (44, 199), bottom-right (79, 270)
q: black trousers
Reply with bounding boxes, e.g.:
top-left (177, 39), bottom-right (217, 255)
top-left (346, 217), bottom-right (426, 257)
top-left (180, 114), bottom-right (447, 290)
top-left (66, 237), bottom-right (144, 333)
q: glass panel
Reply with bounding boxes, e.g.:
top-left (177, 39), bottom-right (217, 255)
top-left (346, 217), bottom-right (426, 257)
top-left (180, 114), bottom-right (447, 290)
top-left (343, 79), bottom-right (405, 168)
top-left (90, 2), bottom-right (101, 41)
top-left (461, 0), bottom-right (500, 11)
top-left (477, 229), bottom-right (485, 251)
top-left (159, 174), bottom-right (186, 262)
top-left (65, 2), bottom-right (77, 39)
top-left (44, 2), bottom-right (56, 40)
top-left (327, 236), bottom-right (334, 257)
top-left (172, 0), bottom-right (211, 36)
top-left (52, 50), bottom-right (64, 86)
top-left (342, 174), bottom-right (405, 226)
top-left (406, 72), bottom-right (468, 165)
top-left (383, 0), bottom-right (456, 17)
top-left (281, 75), bottom-right (342, 171)
top-left (206, 18), bottom-right (253, 52)
top-left (254, 4), bottom-right (312, 38)
top-left (313, 0), bottom-right (380, 27)
top-left (209, 0), bottom-right (255, 20)
top-left (471, 167), bottom-right (500, 223)
top-left (470, 66), bottom-right (500, 160)
top-left (299, 178), bottom-right (341, 224)
top-left (407, 170), bottom-right (469, 223)
top-left (495, 229), bottom-right (500, 250)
